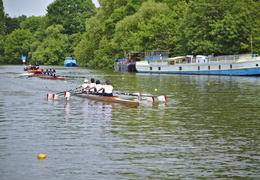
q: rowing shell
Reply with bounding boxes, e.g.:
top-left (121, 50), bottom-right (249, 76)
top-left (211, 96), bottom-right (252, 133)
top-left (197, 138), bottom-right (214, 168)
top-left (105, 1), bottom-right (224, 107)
top-left (73, 93), bottom-right (139, 108)
top-left (38, 76), bottom-right (65, 80)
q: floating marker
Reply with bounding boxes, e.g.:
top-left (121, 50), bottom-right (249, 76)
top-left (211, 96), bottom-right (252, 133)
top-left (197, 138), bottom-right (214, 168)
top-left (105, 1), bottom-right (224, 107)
top-left (207, 82), bottom-right (210, 86)
top-left (37, 154), bottom-right (46, 160)
top-left (154, 89), bottom-right (158, 92)
top-left (122, 77), bottom-right (124, 80)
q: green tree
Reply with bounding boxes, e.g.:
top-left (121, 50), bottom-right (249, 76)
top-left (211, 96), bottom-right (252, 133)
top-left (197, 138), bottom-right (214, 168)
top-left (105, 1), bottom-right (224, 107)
top-left (114, 0), bottom-right (178, 53)
top-left (4, 15), bottom-right (27, 34)
top-left (4, 29), bottom-right (34, 64)
top-left (20, 16), bottom-right (46, 33)
top-left (20, 16), bottom-right (49, 42)
top-left (46, 0), bottom-right (96, 34)
top-left (31, 25), bottom-right (69, 65)
top-left (77, 0), bottom-right (187, 68)
top-left (74, 16), bottom-right (105, 66)
top-left (176, 0), bottom-right (260, 55)
top-left (0, 0), bottom-right (5, 63)
top-left (0, 0), bottom-right (5, 35)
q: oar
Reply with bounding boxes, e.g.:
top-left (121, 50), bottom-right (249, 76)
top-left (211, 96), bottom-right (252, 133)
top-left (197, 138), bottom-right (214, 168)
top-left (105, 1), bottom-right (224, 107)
top-left (113, 91), bottom-right (167, 102)
top-left (47, 89), bottom-right (74, 101)
top-left (55, 89), bottom-right (74, 95)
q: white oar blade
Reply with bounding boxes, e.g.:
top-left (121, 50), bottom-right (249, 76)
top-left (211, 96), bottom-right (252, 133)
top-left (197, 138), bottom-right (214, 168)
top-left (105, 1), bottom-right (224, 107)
top-left (64, 91), bottom-right (71, 100)
top-left (157, 95), bottom-right (167, 102)
top-left (54, 94), bottom-right (59, 99)
top-left (144, 97), bottom-right (155, 102)
top-left (47, 94), bottom-right (59, 100)
top-left (47, 94), bottom-right (53, 100)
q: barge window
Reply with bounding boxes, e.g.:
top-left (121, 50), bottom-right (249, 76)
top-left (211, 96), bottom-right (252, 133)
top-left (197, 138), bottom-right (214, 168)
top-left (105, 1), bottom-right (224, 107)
top-left (169, 61), bottom-right (174, 65)
top-left (230, 64), bottom-right (232, 69)
top-left (208, 66), bottom-right (210, 70)
top-left (219, 65), bottom-right (221, 70)
top-left (179, 67), bottom-right (182, 70)
top-left (158, 67), bottom-right (161, 70)
top-left (256, 64), bottom-right (259, 66)
top-left (198, 66), bottom-right (200, 70)
top-left (150, 67), bottom-right (152, 71)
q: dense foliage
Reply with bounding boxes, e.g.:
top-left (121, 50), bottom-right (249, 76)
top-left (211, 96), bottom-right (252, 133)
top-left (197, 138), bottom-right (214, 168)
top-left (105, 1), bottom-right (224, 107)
top-left (1, 0), bottom-right (260, 68)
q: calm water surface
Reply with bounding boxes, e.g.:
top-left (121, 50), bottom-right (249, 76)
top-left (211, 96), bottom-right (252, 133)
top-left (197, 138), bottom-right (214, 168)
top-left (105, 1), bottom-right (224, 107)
top-left (0, 65), bottom-right (259, 179)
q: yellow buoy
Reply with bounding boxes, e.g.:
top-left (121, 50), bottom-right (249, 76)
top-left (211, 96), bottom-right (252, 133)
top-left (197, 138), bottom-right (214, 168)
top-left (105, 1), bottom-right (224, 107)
top-left (122, 77), bottom-right (124, 80)
top-left (160, 80), bottom-right (162, 82)
top-left (64, 81), bottom-right (67, 83)
top-left (37, 154), bottom-right (47, 160)
top-left (207, 82), bottom-right (210, 86)
top-left (154, 89), bottom-right (158, 92)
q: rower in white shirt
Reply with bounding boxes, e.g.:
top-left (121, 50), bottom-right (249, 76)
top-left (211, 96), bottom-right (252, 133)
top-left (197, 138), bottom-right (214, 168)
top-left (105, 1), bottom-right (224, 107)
top-left (94, 80), bottom-right (103, 95)
top-left (86, 78), bottom-right (96, 93)
top-left (98, 80), bottom-right (113, 96)
top-left (76, 79), bottom-right (89, 92)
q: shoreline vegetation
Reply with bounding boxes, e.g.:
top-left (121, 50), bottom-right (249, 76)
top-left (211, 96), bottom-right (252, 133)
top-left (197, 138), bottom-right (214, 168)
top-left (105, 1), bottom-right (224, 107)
top-left (0, 0), bottom-right (260, 69)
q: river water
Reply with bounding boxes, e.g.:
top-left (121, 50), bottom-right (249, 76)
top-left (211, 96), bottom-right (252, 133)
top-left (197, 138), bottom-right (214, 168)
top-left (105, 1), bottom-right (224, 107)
top-left (0, 65), bottom-right (259, 180)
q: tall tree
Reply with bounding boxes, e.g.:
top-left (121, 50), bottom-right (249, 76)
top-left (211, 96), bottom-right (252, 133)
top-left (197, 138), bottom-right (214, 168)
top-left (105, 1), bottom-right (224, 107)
top-left (176, 0), bottom-right (260, 55)
top-left (0, 0), bottom-right (5, 63)
top-left (4, 29), bottom-right (33, 64)
top-left (0, 0), bottom-right (5, 35)
top-left (74, 16), bottom-right (105, 66)
top-left (113, 0), bottom-right (178, 53)
top-left (31, 25), bottom-right (69, 65)
top-left (46, 0), bottom-right (96, 34)
top-left (20, 16), bottom-right (49, 41)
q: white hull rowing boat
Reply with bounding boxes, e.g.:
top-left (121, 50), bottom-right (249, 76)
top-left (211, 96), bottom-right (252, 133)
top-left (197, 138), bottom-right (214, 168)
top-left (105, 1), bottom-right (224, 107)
top-left (73, 93), bottom-right (140, 107)
top-left (47, 91), bottom-right (167, 107)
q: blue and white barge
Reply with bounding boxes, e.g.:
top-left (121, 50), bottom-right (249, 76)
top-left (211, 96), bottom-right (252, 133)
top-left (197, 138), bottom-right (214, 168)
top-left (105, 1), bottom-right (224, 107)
top-left (136, 50), bottom-right (260, 76)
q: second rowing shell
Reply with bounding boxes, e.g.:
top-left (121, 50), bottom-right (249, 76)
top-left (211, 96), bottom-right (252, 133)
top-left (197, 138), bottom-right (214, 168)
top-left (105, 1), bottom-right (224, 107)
top-left (73, 93), bottom-right (140, 108)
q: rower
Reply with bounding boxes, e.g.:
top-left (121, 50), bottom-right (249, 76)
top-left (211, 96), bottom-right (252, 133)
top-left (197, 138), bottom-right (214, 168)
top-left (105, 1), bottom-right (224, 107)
top-left (76, 79), bottom-right (89, 92)
top-left (86, 78), bottom-right (96, 93)
top-left (98, 80), bottom-right (113, 96)
top-left (94, 80), bottom-right (103, 95)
